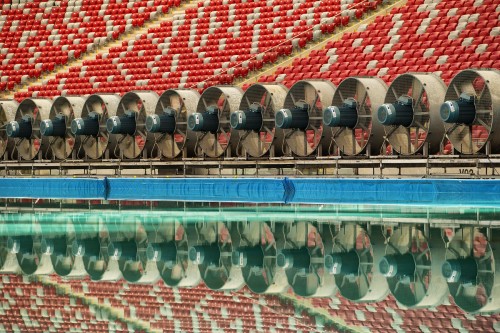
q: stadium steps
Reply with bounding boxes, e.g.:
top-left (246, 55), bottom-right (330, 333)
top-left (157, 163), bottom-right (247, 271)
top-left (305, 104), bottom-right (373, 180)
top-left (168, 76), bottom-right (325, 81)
top-left (3, 0), bottom-right (206, 100)
top-left (33, 275), bottom-right (157, 333)
top-left (237, 0), bottom-right (408, 88)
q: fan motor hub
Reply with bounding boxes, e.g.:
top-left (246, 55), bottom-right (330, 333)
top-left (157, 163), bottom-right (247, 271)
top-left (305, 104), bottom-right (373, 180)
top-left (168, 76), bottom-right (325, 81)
top-left (440, 93), bottom-right (476, 124)
top-left (188, 108), bottom-right (219, 133)
top-left (230, 109), bottom-right (263, 131)
top-left (232, 246), bottom-right (264, 268)
top-left (147, 242), bottom-right (177, 267)
top-left (323, 99), bottom-right (358, 128)
top-left (379, 252), bottom-right (415, 278)
top-left (146, 108), bottom-right (176, 134)
top-left (189, 244), bottom-right (220, 266)
top-left (107, 111), bottom-right (136, 135)
top-left (72, 112), bottom-right (99, 136)
top-left (325, 250), bottom-right (359, 276)
top-left (276, 102), bottom-right (309, 130)
top-left (107, 240), bottom-right (137, 260)
top-left (6, 116), bottom-right (32, 138)
top-left (377, 97), bottom-right (413, 127)
top-left (277, 247), bottom-right (310, 269)
top-left (442, 257), bottom-right (478, 284)
top-left (40, 114), bottom-right (66, 137)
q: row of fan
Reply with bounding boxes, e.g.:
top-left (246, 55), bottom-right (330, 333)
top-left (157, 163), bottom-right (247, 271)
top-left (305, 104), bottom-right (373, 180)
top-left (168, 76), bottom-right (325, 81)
top-left (0, 68), bottom-right (498, 161)
top-left (1, 214), bottom-right (499, 314)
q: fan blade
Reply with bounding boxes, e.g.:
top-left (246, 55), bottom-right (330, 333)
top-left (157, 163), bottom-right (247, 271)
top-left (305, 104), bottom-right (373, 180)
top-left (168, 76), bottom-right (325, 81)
top-left (245, 96), bottom-right (252, 109)
top-left (170, 94), bottom-right (181, 111)
top-left (333, 126), bottom-right (345, 139)
top-left (412, 79), bottom-right (424, 107)
top-left (357, 82), bottom-right (366, 107)
top-left (117, 103), bottom-right (127, 114)
top-left (413, 274), bottom-right (426, 302)
top-left (476, 117), bottom-right (491, 132)
top-left (460, 81), bottom-right (476, 98)
top-left (220, 96), bottom-right (228, 115)
top-left (391, 86), bottom-right (398, 100)
top-left (264, 92), bottom-right (272, 111)
top-left (309, 89), bottom-right (319, 111)
top-left (85, 103), bottom-right (93, 115)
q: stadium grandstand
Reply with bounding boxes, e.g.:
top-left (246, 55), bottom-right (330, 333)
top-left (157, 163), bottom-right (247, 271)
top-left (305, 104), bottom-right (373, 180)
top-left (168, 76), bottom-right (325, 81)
top-left (0, 0), bottom-right (499, 332)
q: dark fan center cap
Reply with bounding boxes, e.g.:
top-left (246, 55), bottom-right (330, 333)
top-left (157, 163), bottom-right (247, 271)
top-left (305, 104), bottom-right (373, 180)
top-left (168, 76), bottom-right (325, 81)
top-left (379, 253), bottom-right (415, 278)
top-left (442, 257), bottom-right (478, 284)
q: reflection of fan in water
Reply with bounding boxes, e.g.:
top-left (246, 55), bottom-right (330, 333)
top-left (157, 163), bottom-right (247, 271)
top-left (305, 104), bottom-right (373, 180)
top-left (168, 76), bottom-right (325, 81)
top-left (440, 69), bottom-right (500, 155)
top-left (107, 92), bottom-right (157, 159)
top-left (325, 224), bottom-right (388, 302)
top-left (231, 84), bottom-right (287, 158)
top-left (42, 231), bottom-right (76, 277)
top-left (323, 77), bottom-right (386, 156)
top-left (379, 226), bottom-right (446, 308)
top-left (442, 227), bottom-right (499, 313)
top-left (109, 222), bottom-right (151, 283)
top-left (232, 222), bottom-right (286, 294)
top-left (72, 94), bottom-right (119, 159)
top-left (377, 73), bottom-right (445, 155)
top-left (11, 234), bottom-right (45, 275)
top-left (275, 80), bottom-right (336, 157)
top-left (277, 222), bottom-right (335, 297)
top-left (75, 220), bottom-right (119, 281)
top-left (189, 222), bottom-right (244, 290)
top-left (188, 86), bottom-right (243, 158)
top-left (148, 222), bottom-right (199, 287)
top-left (146, 89), bottom-right (199, 159)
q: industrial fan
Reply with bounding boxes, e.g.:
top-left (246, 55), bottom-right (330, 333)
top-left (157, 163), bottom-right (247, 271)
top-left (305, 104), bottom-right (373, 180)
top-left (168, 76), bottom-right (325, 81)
top-left (442, 227), bottom-right (500, 313)
top-left (71, 94), bottom-right (119, 159)
top-left (325, 224), bottom-right (388, 302)
top-left (0, 213), bottom-right (20, 273)
top-left (323, 77), bottom-right (386, 156)
top-left (377, 73), bottom-right (446, 155)
top-left (277, 221), bottom-right (336, 297)
top-left (379, 226), bottom-right (447, 308)
top-left (7, 214), bottom-right (53, 275)
top-left (107, 91), bottom-right (158, 159)
top-left (0, 100), bottom-right (18, 160)
top-left (232, 221), bottom-right (288, 294)
top-left (6, 98), bottom-right (52, 160)
top-left (146, 89), bottom-right (199, 159)
top-left (40, 215), bottom-right (86, 277)
top-left (276, 80), bottom-right (336, 157)
top-left (188, 86), bottom-right (243, 158)
top-left (188, 221), bottom-right (244, 290)
top-left (40, 96), bottom-right (85, 160)
top-left (147, 220), bottom-right (200, 287)
top-left (107, 215), bottom-right (159, 283)
top-left (440, 69), bottom-right (500, 154)
top-left (231, 84), bottom-right (287, 158)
